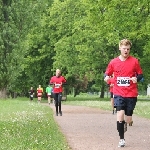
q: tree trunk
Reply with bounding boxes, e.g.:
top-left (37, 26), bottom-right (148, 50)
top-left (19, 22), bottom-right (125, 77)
top-left (100, 82), bottom-right (105, 98)
top-left (0, 88), bottom-right (7, 99)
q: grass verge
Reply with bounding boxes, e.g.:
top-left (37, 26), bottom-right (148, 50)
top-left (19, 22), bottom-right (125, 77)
top-left (63, 95), bottom-right (150, 119)
top-left (0, 99), bottom-right (70, 150)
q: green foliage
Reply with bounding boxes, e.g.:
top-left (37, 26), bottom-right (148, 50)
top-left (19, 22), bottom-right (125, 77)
top-left (90, 84), bottom-right (100, 92)
top-left (45, 0), bottom-right (150, 95)
top-left (22, 0), bottom-right (55, 91)
top-left (1, 0), bottom-right (150, 97)
top-left (0, 0), bottom-right (54, 94)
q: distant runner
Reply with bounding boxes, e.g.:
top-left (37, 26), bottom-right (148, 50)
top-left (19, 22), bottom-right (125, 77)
top-left (50, 69), bottom-right (66, 116)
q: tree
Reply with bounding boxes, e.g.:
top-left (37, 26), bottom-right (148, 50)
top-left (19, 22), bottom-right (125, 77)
top-left (22, 0), bottom-right (55, 93)
top-left (0, 0), bottom-right (53, 98)
top-left (13, 0), bottom-right (150, 98)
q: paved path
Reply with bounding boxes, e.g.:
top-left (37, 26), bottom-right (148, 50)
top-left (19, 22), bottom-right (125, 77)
top-left (49, 104), bottom-right (150, 150)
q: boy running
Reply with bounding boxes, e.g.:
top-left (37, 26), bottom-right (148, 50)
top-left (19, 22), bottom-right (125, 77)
top-left (104, 39), bottom-right (143, 147)
top-left (37, 85), bottom-right (43, 103)
top-left (50, 69), bottom-right (66, 116)
top-left (46, 85), bottom-right (53, 104)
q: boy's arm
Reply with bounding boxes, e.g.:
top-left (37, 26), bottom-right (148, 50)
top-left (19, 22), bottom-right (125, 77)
top-left (62, 76), bottom-right (67, 85)
top-left (50, 77), bottom-right (55, 85)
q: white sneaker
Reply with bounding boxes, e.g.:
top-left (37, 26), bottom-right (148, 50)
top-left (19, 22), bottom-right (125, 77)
top-left (118, 139), bottom-right (125, 147)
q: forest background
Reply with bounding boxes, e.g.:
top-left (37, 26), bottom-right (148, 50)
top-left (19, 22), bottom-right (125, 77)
top-left (0, 0), bottom-right (150, 98)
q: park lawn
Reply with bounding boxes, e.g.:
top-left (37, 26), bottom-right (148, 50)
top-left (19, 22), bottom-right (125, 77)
top-left (1, 95), bottom-right (149, 149)
top-left (63, 95), bottom-right (150, 119)
top-left (0, 98), bottom-right (70, 150)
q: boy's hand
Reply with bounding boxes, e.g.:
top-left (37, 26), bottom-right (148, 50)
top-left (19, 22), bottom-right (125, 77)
top-left (130, 77), bottom-right (137, 83)
top-left (104, 76), bottom-right (110, 82)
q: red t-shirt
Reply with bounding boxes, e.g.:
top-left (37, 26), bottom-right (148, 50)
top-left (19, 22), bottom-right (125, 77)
top-left (37, 88), bottom-right (43, 96)
top-left (105, 56), bottom-right (143, 97)
top-left (50, 76), bottom-right (66, 93)
top-left (107, 78), bottom-right (114, 93)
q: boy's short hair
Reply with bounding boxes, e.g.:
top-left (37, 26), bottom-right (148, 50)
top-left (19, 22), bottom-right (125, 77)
top-left (119, 39), bottom-right (132, 47)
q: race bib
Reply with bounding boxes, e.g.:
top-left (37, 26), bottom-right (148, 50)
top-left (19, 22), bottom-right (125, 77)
top-left (38, 93), bottom-right (42, 96)
top-left (30, 95), bottom-right (33, 97)
top-left (117, 77), bottom-right (130, 86)
top-left (55, 84), bottom-right (61, 88)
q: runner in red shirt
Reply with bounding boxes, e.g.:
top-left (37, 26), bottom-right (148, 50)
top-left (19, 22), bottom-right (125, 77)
top-left (104, 39), bottom-right (143, 147)
top-left (37, 85), bottom-right (43, 103)
top-left (107, 76), bottom-right (116, 114)
top-left (50, 69), bottom-right (66, 116)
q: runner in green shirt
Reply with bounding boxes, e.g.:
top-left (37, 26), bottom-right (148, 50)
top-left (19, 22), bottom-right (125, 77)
top-left (46, 85), bottom-right (53, 104)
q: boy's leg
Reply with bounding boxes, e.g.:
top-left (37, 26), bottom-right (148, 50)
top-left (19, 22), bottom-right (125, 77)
top-left (39, 97), bottom-right (41, 102)
top-left (125, 97), bottom-right (137, 126)
top-left (30, 96), bottom-right (32, 101)
top-left (48, 96), bottom-right (50, 104)
top-left (58, 93), bottom-right (62, 116)
top-left (116, 108), bottom-right (126, 147)
top-left (114, 95), bottom-right (126, 147)
top-left (53, 93), bottom-right (58, 116)
top-left (50, 95), bottom-right (52, 103)
top-left (117, 109), bottom-right (126, 132)
top-left (125, 110), bottom-right (134, 127)
top-left (124, 115), bottom-right (132, 124)
top-left (31, 97), bottom-right (33, 101)
top-left (110, 92), bottom-right (114, 114)
top-left (37, 96), bottom-right (40, 103)
top-left (129, 120), bottom-right (133, 126)
top-left (111, 98), bottom-right (114, 114)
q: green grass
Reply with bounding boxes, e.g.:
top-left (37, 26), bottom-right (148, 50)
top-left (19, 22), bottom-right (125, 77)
top-left (0, 98), bottom-right (70, 150)
top-left (1, 95), bottom-right (149, 149)
top-left (63, 95), bottom-right (150, 119)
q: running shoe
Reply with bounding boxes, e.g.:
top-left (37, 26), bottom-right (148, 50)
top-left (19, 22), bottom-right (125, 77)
top-left (118, 139), bottom-right (125, 147)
